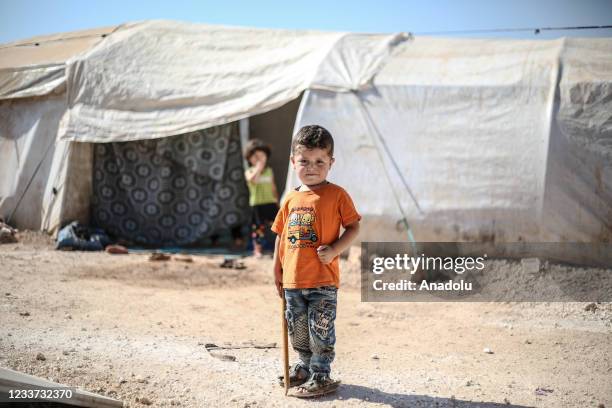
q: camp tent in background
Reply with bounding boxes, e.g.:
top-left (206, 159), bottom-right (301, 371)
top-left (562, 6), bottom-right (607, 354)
top-left (286, 36), bottom-right (612, 244)
top-left (0, 20), bottom-right (402, 246)
top-left (0, 20), bottom-right (610, 249)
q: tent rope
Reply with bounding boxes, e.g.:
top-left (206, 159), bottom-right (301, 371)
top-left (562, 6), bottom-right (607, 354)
top-left (352, 90), bottom-right (420, 251)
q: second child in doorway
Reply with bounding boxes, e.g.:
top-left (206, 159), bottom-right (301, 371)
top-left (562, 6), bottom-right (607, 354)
top-left (244, 139), bottom-right (279, 258)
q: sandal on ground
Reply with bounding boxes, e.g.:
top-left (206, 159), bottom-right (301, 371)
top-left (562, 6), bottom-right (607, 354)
top-left (277, 363), bottom-right (310, 388)
top-left (290, 372), bottom-right (340, 398)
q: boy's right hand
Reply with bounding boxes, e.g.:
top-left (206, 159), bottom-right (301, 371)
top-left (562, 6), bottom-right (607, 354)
top-left (275, 278), bottom-right (283, 298)
top-left (272, 235), bottom-right (283, 298)
top-left (274, 266), bottom-right (283, 298)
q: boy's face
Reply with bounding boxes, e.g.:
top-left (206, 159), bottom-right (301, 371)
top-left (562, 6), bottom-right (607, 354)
top-left (291, 147), bottom-right (334, 186)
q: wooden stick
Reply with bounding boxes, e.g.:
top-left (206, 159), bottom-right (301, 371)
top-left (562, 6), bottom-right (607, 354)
top-left (281, 292), bottom-right (289, 396)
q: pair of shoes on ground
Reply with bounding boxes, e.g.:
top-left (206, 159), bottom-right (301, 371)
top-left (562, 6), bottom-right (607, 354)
top-left (278, 364), bottom-right (340, 398)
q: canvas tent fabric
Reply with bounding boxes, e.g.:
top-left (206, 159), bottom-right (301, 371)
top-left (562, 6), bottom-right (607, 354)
top-left (0, 20), bottom-right (405, 237)
top-left (285, 37), bottom-right (612, 244)
top-left (542, 38), bottom-right (612, 243)
top-left (0, 26), bottom-right (118, 99)
top-left (58, 20), bottom-right (405, 142)
top-left (0, 26), bottom-right (118, 231)
top-left (0, 95), bottom-right (66, 230)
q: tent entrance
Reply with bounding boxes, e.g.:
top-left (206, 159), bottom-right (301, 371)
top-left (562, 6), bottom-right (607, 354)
top-left (248, 94), bottom-right (302, 194)
top-left (90, 122), bottom-right (250, 247)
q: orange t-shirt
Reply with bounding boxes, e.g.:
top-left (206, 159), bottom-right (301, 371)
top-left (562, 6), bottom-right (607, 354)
top-left (271, 182), bottom-right (361, 289)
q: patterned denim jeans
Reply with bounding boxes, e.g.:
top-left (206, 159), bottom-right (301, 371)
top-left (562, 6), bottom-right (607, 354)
top-left (284, 286), bottom-right (337, 375)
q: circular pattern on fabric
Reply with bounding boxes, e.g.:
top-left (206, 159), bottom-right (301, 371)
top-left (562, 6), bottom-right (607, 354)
top-left (207, 203), bottom-right (221, 218)
top-left (96, 209), bottom-right (111, 223)
top-left (199, 148), bottom-right (214, 163)
top-left (95, 145), bottom-right (108, 156)
top-left (174, 201), bottom-right (189, 215)
top-left (124, 147), bottom-right (138, 163)
top-left (162, 150), bottom-right (173, 161)
top-left (228, 140), bottom-right (239, 154)
top-left (105, 160), bottom-right (119, 175)
top-left (111, 202), bottom-right (128, 216)
top-left (158, 190), bottom-right (175, 204)
top-left (229, 167), bottom-right (243, 182)
top-left (151, 154), bottom-right (163, 166)
top-left (144, 203), bottom-right (160, 216)
top-left (160, 166), bottom-right (172, 179)
top-left (224, 211), bottom-right (239, 225)
top-left (137, 164), bottom-right (151, 178)
top-left (100, 185), bottom-right (116, 200)
top-left (147, 177), bottom-right (161, 191)
top-left (176, 140), bottom-right (188, 155)
top-left (120, 174), bottom-right (135, 188)
top-left (187, 187), bottom-right (199, 200)
top-left (115, 156), bottom-right (125, 169)
top-left (189, 132), bottom-right (203, 146)
top-left (198, 222), bottom-right (210, 234)
top-left (185, 157), bottom-right (197, 171)
top-left (175, 226), bottom-right (190, 239)
top-left (194, 174), bottom-right (210, 186)
top-left (205, 126), bottom-right (220, 139)
top-left (122, 218), bottom-right (138, 232)
top-left (215, 137), bottom-right (228, 152)
top-left (199, 197), bottom-right (214, 212)
top-left (159, 215), bottom-right (176, 228)
top-left (94, 169), bottom-right (104, 182)
top-left (172, 176), bottom-right (187, 190)
top-left (216, 184), bottom-right (234, 201)
top-left (131, 188), bottom-right (148, 203)
top-left (189, 212), bottom-right (203, 226)
top-left (91, 123), bottom-right (249, 246)
top-left (209, 163), bottom-right (223, 179)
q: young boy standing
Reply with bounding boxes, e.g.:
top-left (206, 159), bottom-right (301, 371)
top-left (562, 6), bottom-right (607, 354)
top-left (271, 125), bottom-right (361, 397)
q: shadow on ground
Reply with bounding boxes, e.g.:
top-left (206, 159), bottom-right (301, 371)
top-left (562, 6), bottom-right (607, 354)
top-left (304, 383), bottom-right (534, 408)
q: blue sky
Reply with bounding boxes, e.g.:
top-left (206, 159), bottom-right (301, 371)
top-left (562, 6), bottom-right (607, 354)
top-left (0, 0), bottom-right (611, 44)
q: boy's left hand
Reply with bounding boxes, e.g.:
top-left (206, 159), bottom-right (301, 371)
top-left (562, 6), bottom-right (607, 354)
top-left (316, 245), bottom-right (337, 264)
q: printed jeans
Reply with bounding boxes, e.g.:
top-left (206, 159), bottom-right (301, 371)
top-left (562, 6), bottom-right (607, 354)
top-left (284, 286), bottom-right (337, 375)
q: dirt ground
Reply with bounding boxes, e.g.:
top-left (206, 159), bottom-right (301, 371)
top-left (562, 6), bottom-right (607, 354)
top-left (1, 232), bottom-right (611, 408)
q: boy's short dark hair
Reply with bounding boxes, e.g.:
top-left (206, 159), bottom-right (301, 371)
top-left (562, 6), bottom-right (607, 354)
top-left (244, 139), bottom-right (271, 162)
top-left (291, 125), bottom-right (334, 157)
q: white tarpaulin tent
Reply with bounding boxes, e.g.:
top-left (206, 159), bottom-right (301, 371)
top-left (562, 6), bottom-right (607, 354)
top-left (0, 26), bottom-right (118, 231)
top-left (0, 20), bottom-right (403, 235)
top-left (0, 20), bottom-right (610, 247)
top-left (287, 37), bottom-right (612, 243)
top-left (59, 21), bottom-right (404, 142)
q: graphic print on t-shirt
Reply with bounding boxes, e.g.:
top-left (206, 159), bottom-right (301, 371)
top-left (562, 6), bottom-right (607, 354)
top-left (287, 207), bottom-right (318, 248)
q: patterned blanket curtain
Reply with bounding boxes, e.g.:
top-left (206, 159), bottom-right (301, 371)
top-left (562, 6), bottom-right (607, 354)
top-left (91, 123), bottom-right (250, 246)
